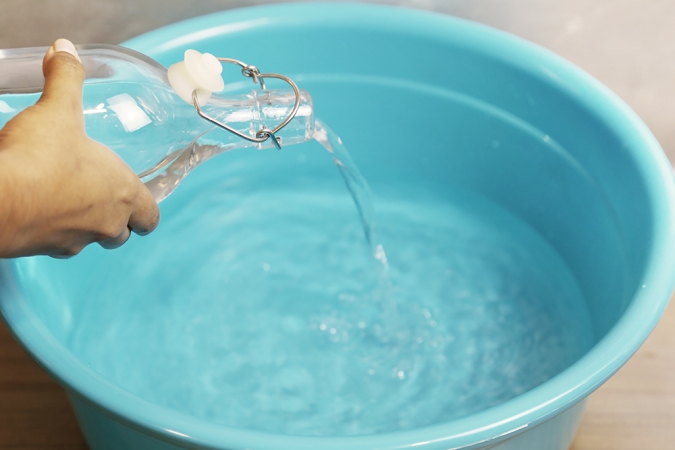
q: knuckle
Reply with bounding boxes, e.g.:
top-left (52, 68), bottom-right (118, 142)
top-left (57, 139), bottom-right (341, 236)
top-left (135, 206), bottom-right (160, 236)
top-left (97, 223), bottom-right (126, 242)
top-left (100, 228), bottom-right (131, 250)
top-left (98, 228), bottom-right (121, 242)
top-left (148, 208), bottom-right (161, 232)
top-left (60, 245), bottom-right (84, 258)
top-left (120, 175), bottom-right (141, 204)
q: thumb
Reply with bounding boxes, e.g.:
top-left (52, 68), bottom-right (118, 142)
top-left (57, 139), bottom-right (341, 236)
top-left (39, 39), bottom-right (85, 111)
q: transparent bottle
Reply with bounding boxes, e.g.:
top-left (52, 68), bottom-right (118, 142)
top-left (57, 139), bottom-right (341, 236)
top-left (0, 44), bottom-right (314, 202)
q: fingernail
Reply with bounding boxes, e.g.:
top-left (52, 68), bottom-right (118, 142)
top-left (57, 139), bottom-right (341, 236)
top-left (53, 38), bottom-right (81, 62)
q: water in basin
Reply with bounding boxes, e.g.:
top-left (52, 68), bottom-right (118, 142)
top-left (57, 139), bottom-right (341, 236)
top-left (48, 116), bottom-right (596, 436)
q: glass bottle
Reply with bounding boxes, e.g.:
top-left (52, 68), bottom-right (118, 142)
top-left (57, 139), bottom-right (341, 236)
top-left (0, 44), bottom-right (314, 202)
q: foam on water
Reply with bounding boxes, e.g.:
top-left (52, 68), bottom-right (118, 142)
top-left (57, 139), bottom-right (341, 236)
top-left (66, 123), bottom-right (594, 436)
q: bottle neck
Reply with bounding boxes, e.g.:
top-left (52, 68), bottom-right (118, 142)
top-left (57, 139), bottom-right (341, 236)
top-left (201, 89), bottom-right (315, 149)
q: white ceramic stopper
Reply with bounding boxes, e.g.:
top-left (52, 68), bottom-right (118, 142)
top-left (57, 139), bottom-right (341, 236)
top-left (167, 49), bottom-right (225, 107)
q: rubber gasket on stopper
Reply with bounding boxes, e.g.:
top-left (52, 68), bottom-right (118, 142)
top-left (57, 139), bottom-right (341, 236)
top-left (167, 49), bottom-right (225, 106)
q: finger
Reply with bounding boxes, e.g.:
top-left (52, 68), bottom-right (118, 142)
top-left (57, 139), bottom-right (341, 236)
top-left (48, 245), bottom-right (85, 259)
top-left (50, 253), bottom-right (76, 260)
top-left (39, 39), bottom-right (85, 112)
top-left (128, 182), bottom-right (160, 236)
top-left (98, 225), bottom-right (132, 250)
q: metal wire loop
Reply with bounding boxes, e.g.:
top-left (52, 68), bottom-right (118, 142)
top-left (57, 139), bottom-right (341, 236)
top-left (190, 57), bottom-right (300, 149)
top-left (256, 128), bottom-right (282, 150)
top-left (241, 65), bottom-right (266, 89)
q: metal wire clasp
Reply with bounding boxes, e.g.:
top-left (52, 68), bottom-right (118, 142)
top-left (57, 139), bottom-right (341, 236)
top-left (191, 58), bottom-right (301, 150)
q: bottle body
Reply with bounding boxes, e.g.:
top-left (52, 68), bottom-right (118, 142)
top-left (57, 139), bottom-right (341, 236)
top-left (0, 45), bottom-right (314, 202)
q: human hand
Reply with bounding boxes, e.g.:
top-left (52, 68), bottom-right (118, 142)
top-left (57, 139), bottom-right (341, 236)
top-left (0, 39), bottom-right (160, 258)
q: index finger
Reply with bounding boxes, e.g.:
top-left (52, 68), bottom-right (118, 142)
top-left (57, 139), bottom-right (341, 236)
top-left (128, 180), bottom-right (160, 236)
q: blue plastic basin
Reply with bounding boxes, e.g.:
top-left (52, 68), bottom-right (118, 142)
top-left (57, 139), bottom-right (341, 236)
top-left (2, 4), bottom-right (675, 449)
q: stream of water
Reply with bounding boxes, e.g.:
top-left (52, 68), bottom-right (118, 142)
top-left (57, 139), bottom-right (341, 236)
top-left (313, 120), bottom-right (388, 271)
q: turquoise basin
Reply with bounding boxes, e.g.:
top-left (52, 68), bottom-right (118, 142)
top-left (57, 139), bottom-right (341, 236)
top-left (2, 3), bottom-right (675, 449)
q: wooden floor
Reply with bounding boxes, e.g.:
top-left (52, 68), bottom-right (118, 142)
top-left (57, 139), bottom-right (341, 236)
top-left (570, 292), bottom-right (675, 450)
top-left (0, 323), bottom-right (87, 449)
top-left (1, 293), bottom-right (673, 449)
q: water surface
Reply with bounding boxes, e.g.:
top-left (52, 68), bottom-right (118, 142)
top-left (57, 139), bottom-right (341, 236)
top-left (65, 129), bottom-right (594, 434)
